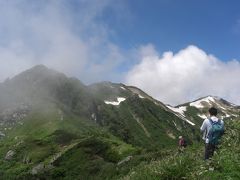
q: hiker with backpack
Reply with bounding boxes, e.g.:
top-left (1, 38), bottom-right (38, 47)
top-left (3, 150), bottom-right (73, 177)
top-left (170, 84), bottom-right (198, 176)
top-left (200, 107), bottom-right (224, 160)
top-left (178, 136), bottom-right (187, 153)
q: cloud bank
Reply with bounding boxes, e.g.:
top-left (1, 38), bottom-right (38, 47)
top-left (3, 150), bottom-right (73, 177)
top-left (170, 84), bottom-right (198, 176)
top-left (0, 0), bottom-right (128, 83)
top-left (1, 1), bottom-right (240, 105)
top-left (125, 45), bottom-right (240, 105)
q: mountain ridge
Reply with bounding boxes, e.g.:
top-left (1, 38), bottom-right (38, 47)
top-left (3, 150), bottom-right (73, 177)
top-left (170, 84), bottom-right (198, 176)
top-left (0, 65), bottom-right (239, 179)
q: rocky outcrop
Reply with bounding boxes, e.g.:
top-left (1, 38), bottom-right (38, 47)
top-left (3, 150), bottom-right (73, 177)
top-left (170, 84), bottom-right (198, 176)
top-left (23, 155), bottom-right (31, 164)
top-left (0, 103), bottom-right (30, 130)
top-left (5, 150), bottom-right (15, 160)
top-left (31, 163), bottom-right (45, 175)
top-left (117, 156), bottom-right (133, 166)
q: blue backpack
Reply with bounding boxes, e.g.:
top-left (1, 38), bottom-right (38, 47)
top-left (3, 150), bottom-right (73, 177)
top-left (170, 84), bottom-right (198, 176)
top-left (208, 119), bottom-right (224, 145)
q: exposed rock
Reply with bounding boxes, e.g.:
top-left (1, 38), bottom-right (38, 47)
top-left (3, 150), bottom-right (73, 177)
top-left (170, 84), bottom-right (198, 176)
top-left (5, 150), bottom-right (15, 160)
top-left (31, 163), bottom-right (45, 175)
top-left (45, 164), bottom-right (54, 170)
top-left (167, 131), bottom-right (176, 139)
top-left (0, 131), bottom-right (5, 137)
top-left (14, 140), bottom-right (24, 147)
top-left (91, 113), bottom-right (97, 122)
top-left (23, 155), bottom-right (31, 164)
top-left (117, 156), bottom-right (133, 166)
top-left (0, 103), bottom-right (30, 126)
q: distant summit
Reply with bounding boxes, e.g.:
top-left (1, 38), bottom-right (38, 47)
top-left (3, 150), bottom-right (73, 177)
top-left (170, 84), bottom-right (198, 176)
top-left (0, 65), bottom-right (239, 179)
top-left (167, 95), bottom-right (240, 128)
top-left (28, 64), bottom-right (49, 71)
top-left (9, 64), bottom-right (65, 83)
top-left (0, 65), bottom-right (202, 150)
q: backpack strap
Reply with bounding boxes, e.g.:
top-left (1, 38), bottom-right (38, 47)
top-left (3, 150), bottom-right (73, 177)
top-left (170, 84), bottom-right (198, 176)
top-left (208, 118), bottom-right (213, 125)
top-left (207, 118), bottom-right (214, 139)
top-left (209, 118), bottom-right (220, 125)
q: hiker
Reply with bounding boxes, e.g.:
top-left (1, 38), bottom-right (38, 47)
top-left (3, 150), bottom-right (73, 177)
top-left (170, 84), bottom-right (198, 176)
top-left (200, 107), bottom-right (224, 160)
top-left (178, 136), bottom-right (187, 152)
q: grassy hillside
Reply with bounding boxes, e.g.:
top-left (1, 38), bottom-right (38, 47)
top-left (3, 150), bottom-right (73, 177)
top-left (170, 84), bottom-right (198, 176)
top-left (1, 114), bottom-right (239, 179)
top-left (122, 119), bottom-right (240, 180)
top-left (88, 81), bottom-right (201, 149)
top-left (1, 66), bottom-right (238, 179)
top-left (97, 95), bottom-right (199, 150)
top-left (0, 106), bottom-right (138, 179)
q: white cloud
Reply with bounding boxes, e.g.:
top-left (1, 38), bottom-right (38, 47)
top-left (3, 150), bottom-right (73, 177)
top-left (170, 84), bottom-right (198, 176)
top-left (2, 1), bottom-right (240, 106)
top-left (138, 44), bottom-right (159, 58)
top-left (0, 0), bottom-right (128, 83)
top-left (125, 45), bottom-right (240, 105)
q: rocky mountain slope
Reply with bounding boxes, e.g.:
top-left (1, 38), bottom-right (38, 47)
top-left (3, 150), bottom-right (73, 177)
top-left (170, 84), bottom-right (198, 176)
top-left (0, 65), bottom-right (239, 179)
top-left (88, 81), bottom-right (202, 146)
top-left (167, 96), bottom-right (240, 127)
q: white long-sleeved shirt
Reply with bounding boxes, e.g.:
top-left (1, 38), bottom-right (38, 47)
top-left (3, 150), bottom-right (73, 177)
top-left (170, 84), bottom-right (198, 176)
top-left (200, 116), bottom-right (224, 143)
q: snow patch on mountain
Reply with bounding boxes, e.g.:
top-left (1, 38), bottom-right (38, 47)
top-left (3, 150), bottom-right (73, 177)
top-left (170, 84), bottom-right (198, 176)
top-left (173, 121), bottom-right (177, 127)
top-left (167, 106), bottom-right (186, 116)
top-left (198, 114), bottom-right (207, 119)
top-left (138, 95), bottom-right (145, 99)
top-left (184, 119), bottom-right (195, 126)
top-left (229, 102), bottom-right (238, 107)
top-left (104, 97), bottom-right (126, 106)
top-left (120, 86), bottom-right (126, 90)
top-left (190, 96), bottom-right (216, 108)
top-left (225, 114), bottom-right (231, 118)
top-left (220, 106), bottom-right (227, 110)
top-left (167, 105), bottom-right (195, 126)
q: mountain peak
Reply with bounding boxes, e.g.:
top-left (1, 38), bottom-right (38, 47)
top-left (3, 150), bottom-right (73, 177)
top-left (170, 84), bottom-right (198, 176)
top-left (187, 95), bottom-right (239, 111)
top-left (197, 95), bottom-right (220, 102)
top-left (30, 64), bottom-right (48, 70)
top-left (23, 64), bottom-right (58, 75)
top-left (189, 96), bottom-right (221, 108)
top-left (8, 65), bottom-right (66, 83)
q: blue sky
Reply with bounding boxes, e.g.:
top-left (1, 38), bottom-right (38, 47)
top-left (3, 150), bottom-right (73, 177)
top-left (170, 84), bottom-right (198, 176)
top-left (101, 0), bottom-right (240, 61)
top-left (0, 0), bottom-right (240, 105)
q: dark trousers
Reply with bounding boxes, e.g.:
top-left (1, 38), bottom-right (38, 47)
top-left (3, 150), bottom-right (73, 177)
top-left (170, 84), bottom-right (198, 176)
top-left (204, 143), bottom-right (216, 160)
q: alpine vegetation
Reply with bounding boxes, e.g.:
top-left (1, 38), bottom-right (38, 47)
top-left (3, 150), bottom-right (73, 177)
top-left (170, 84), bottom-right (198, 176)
top-left (1, 1), bottom-right (240, 179)
top-left (0, 65), bottom-right (239, 179)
